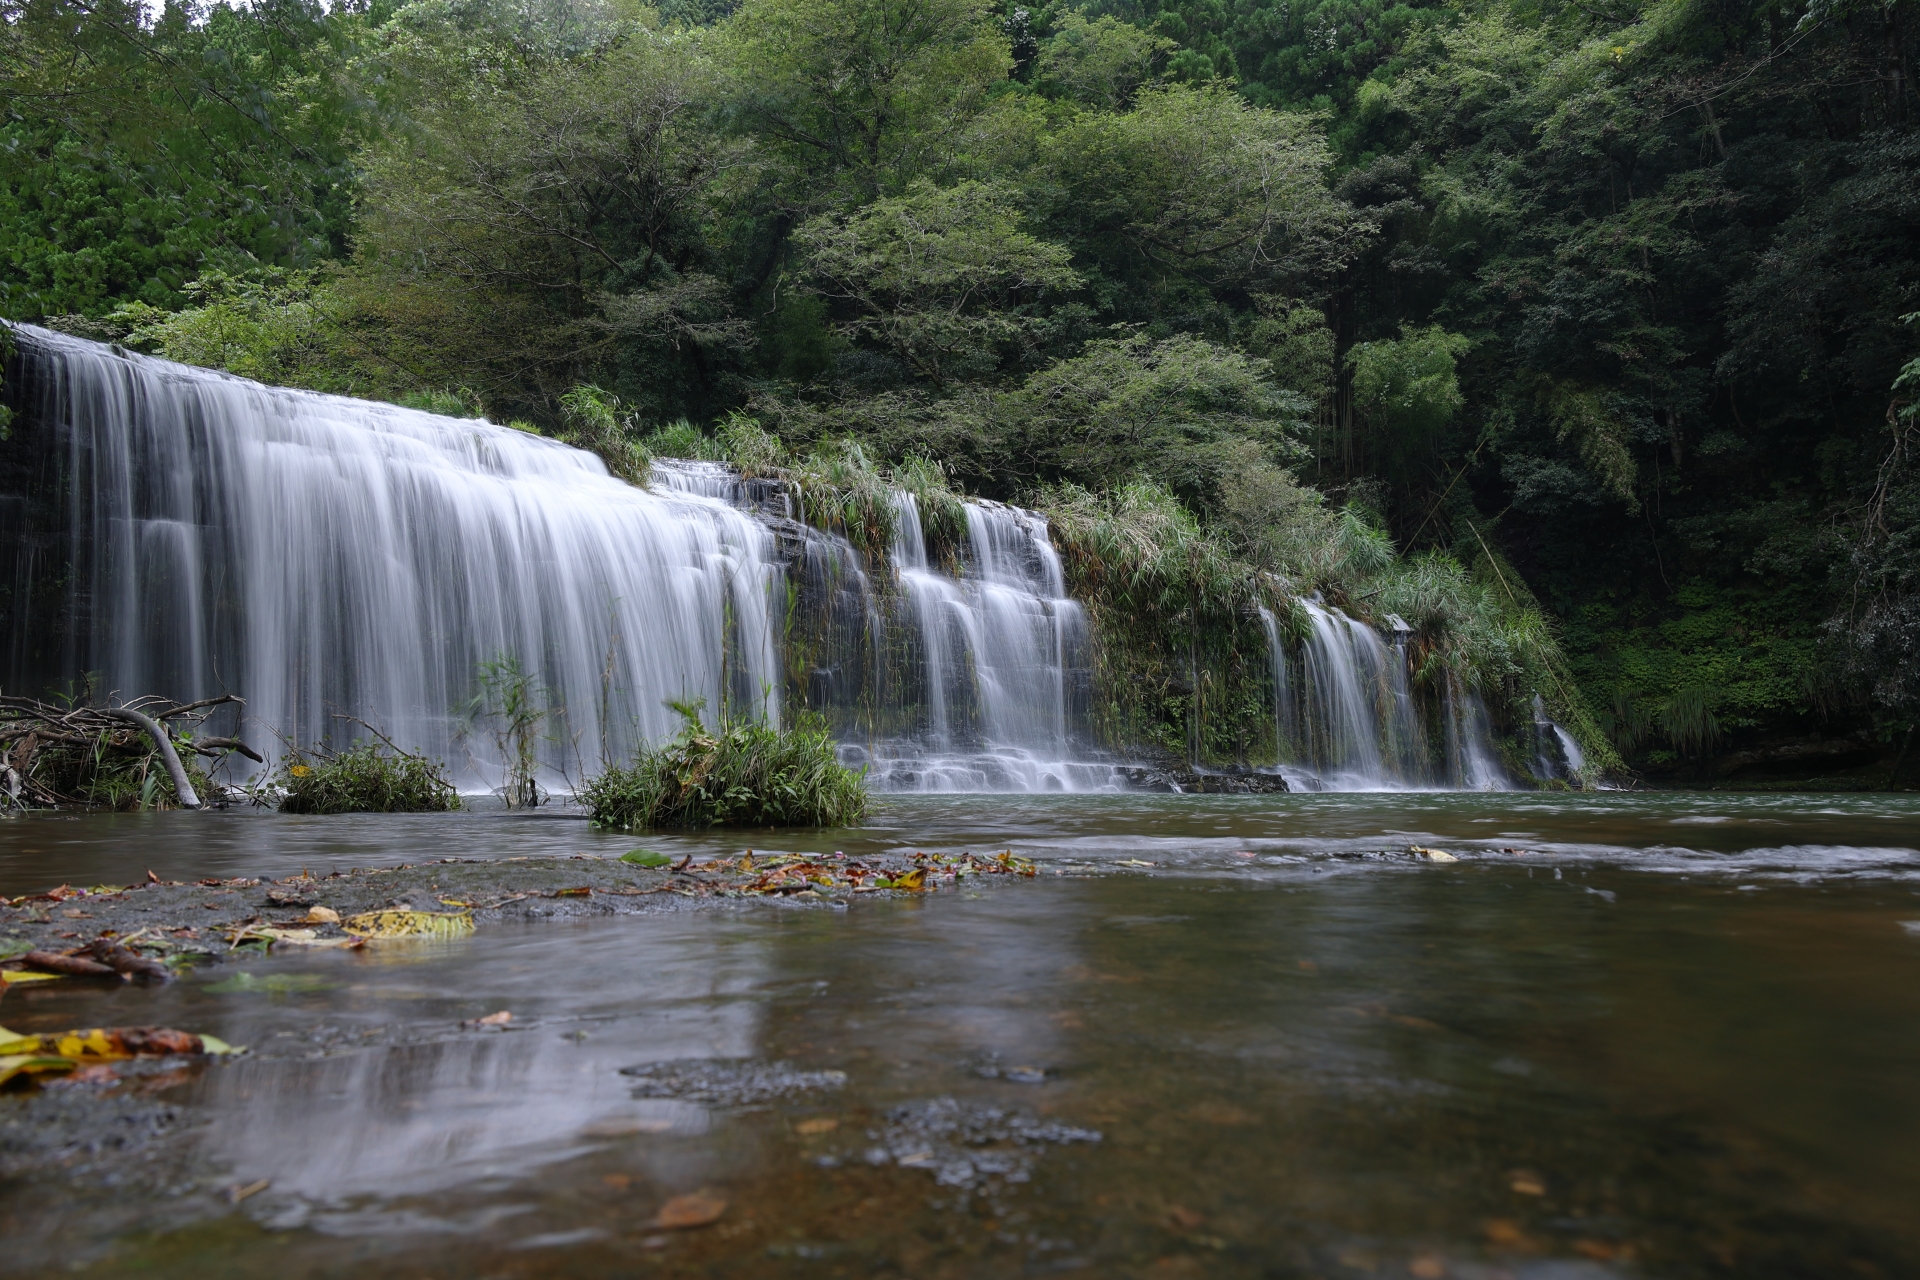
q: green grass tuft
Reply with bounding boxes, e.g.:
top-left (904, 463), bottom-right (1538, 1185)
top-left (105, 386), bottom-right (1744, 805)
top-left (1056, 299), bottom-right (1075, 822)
top-left (580, 702), bottom-right (867, 830)
top-left (276, 740), bottom-right (461, 815)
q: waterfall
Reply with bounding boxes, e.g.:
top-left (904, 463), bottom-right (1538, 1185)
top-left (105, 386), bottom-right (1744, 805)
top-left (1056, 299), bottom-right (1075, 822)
top-left (1447, 679), bottom-right (1510, 791)
top-left (1260, 597), bottom-right (1511, 791)
top-left (845, 496), bottom-right (1103, 791)
top-left (1, 326), bottom-right (778, 789)
top-left (1530, 692), bottom-right (1587, 784)
top-left (5, 325), bottom-right (1527, 795)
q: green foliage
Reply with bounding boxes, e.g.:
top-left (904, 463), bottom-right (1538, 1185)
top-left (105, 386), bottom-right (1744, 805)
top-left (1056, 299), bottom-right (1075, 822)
top-left (1008, 333), bottom-right (1310, 509)
top-left (642, 420), bottom-right (728, 461)
top-left (1035, 84), bottom-right (1367, 302)
top-left (275, 741), bottom-right (461, 815)
top-left (715, 0), bottom-right (1010, 198)
top-left (791, 438), bottom-right (901, 556)
top-left (580, 700), bottom-right (868, 829)
top-left (0, 0), bottom-right (371, 320)
top-left (1034, 12), bottom-right (1174, 111)
top-left (559, 386), bottom-right (651, 484)
top-left (22, 732), bottom-right (219, 811)
top-left (794, 180), bottom-right (1080, 386)
top-left (1347, 325), bottom-right (1470, 478)
top-left (463, 654), bottom-right (554, 808)
top-left (111, 270), bottom-right (413, 401)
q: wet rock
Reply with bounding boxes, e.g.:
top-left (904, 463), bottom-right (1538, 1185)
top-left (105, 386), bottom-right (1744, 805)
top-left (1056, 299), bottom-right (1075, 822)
top-left (858, 1097), bottom-right (1101, 1190)
top-left (1114, 766), bottom-right (1290, 794)
top-left (618, 1059), bottom-right (848, 1106)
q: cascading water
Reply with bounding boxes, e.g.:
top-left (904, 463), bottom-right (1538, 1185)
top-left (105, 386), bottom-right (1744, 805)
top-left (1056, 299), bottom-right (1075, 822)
top-left (842, 496), bottom-right (1106, 792)
top-left (1530, 692), bottom-right (1587, 785)
top-left (0, 326), bottom-right (778, 788)
top-left (1260, 598), bottom-right (1512, 791)
top-left (4, 325), bottom-right (1528, 794)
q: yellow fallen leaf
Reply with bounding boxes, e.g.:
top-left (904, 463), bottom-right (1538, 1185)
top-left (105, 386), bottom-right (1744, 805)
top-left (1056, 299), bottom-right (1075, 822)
top-left (0, 970), bottom-right (63, 984)
top-left (0, 1053), bottom-right (76, 1086)
top-left (794, 1117), bottom-right (839, 1136)
top-left (342, 909), bottom-right (474, 939)
top-left (298, 906), bottom-right (341, 925)
top-left (1411, 846), bottom-right (1459, 863)
top-left (888, 868), bottom-right (927, 891)
top-left (655, 1190), bottom-right (727, 1229)
top-left (4, 1026), bottom-right (214, 1061)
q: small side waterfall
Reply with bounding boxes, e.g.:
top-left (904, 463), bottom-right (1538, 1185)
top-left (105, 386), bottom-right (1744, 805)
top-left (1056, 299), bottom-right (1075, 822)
top-left (1530, 692), bottom-right (1587, 784)
top-left (1262, 598), bottom-right (1512, 791)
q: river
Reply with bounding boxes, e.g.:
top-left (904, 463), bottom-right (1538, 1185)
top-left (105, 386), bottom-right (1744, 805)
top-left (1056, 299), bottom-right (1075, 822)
top-left (3, 792), bottom-right (1918, 1277)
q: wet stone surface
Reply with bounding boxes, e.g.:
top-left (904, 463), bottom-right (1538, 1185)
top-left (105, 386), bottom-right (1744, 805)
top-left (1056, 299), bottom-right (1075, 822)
top-left (851, 1097), bottom-right (1103, 1189)
top-left (620, 1059), bottom-right (850, 1106)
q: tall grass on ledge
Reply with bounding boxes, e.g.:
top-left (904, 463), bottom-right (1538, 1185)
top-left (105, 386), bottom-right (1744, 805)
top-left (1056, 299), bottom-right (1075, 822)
top-left (580, 702), bottom-right (867, 830)
top-left (276, 740), bottom-right (461, 814)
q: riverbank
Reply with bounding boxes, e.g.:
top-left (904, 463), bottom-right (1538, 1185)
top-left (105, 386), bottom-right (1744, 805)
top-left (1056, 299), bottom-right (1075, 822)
top-left (1, 848), bottom-right (1041, 976)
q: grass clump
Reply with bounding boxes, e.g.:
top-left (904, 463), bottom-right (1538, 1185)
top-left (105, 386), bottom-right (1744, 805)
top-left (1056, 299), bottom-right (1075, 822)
top-left (275, 740), bottom-right (461, 815)
top-left (580, 701), bottom-right (867, 830)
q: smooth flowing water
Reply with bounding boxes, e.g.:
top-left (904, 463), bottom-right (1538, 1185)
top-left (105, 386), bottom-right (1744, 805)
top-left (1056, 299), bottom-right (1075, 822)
top-left (2, 326), bottom-right (1525, 795)
top-left (3, 793), bottom-right (1918, 1278)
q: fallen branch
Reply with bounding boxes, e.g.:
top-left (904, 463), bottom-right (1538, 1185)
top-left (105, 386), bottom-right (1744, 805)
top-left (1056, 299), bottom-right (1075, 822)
top-left (20, 950), bottom-right (125, 980)
top-left (101, 707), bottom-right (201, 809)
top-left (0, 690), bottom-right (252, 808)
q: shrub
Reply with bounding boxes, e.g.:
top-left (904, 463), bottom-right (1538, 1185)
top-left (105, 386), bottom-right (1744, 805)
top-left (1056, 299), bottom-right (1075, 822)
top-left (580, 702), bottom-right (867, 830)
top-left (276, 741), bottom-right (461, 815)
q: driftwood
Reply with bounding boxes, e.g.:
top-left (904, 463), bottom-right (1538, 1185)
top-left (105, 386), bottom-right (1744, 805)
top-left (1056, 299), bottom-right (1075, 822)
top-left (0, 692), bottom-right (260, 810)
top-left (19, 950), bottom-right (124, 979)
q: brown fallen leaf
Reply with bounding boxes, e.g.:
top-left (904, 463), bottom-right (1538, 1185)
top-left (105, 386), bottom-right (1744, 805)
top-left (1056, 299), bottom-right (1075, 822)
top-left (462, 1010), bottom-right (512, 1028)
top-left (654, 1189), bottom-right (727, 1229)
top-left (1409, 1255), bottom-right (1446, 1279)
top-left (1509, 1173), bottom-right (1546, 1196)
top-left (793, 1117), bottom-right (839, 1136)
top-left (297, 906), bottom-right (340, 925)
top-left (1167, 1205), bottom-right (1206, 1230)
top-left (601, 1174), bottom-right (632, 1190)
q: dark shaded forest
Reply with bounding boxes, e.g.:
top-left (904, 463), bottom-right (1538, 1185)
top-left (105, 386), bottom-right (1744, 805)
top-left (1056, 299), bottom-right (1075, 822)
top-left (2, 0), bottom-right (1915, 783)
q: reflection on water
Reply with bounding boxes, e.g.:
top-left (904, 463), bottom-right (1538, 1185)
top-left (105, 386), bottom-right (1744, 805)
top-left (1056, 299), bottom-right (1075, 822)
top-left (1, 795), bottom-right (1919, 1277)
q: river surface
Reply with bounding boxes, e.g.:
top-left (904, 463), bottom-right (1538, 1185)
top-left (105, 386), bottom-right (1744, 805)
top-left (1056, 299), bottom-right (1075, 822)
top-left (3, 792), bottom-right (1919, 1278)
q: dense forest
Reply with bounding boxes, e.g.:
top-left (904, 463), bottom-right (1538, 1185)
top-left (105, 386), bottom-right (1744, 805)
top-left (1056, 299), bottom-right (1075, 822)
top-left (2, 0), bottom-right (1915, 784)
